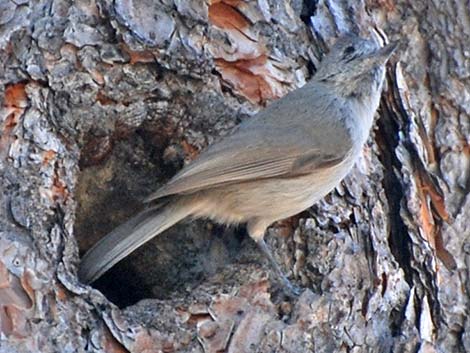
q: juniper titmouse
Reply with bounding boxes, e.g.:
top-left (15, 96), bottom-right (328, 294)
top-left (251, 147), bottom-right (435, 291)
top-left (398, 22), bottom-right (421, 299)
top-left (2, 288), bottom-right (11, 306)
top-left (79, 34), bottom-right (397, 295)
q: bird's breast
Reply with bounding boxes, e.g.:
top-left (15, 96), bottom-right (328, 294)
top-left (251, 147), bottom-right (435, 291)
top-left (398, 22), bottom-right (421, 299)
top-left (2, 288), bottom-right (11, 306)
top-left (194, 152), bottom-right (358, 226)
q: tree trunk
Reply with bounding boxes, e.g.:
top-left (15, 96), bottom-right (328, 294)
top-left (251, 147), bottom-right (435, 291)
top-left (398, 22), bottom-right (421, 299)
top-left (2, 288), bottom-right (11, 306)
top-left (0, 0), bottom-right (468, 352)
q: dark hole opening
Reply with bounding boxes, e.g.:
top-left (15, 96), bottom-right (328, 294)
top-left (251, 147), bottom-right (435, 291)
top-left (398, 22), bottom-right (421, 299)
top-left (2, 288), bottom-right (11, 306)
top-left (74, 130), bottom-right (249, 307)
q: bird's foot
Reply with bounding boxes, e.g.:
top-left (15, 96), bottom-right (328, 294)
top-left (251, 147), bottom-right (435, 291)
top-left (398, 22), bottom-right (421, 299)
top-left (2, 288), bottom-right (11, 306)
top-left (277, 273), bottom-right (302, 298)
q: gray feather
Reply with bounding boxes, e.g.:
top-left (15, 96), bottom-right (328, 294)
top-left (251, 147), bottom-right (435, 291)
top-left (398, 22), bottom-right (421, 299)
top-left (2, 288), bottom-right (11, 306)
top-left (145, 84), bottom-right (354, 202)
top-left (78, 201), bottom-right (193, 284)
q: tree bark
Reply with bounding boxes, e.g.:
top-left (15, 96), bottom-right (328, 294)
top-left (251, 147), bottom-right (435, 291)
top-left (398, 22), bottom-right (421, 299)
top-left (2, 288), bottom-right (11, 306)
top-left (0, 0), bottom-right (468, 352)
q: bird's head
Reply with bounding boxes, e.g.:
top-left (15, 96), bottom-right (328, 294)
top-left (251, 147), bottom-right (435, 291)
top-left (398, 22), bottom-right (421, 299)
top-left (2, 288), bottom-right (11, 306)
top-left (314, 34), bottom-right (398, 98)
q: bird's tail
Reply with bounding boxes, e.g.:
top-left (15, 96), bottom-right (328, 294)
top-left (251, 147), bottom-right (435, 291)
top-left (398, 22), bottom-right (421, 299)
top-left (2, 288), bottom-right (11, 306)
top-left (78, 198), bottom-right (195, 284)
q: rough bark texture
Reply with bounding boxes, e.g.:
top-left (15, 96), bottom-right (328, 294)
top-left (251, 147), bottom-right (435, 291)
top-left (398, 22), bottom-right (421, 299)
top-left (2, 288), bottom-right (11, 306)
top-left (0, 0), bottom-right (468, 352)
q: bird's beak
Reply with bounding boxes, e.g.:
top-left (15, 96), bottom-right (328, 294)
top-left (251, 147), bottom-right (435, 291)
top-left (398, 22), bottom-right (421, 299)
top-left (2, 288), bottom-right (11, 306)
top-left (374, 40), bottom-right (399, 62)
top-left (358, 40), bottom-right (398, 73)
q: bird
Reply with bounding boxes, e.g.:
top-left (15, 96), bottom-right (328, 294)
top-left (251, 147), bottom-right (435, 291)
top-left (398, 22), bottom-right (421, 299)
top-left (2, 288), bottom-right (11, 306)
top-left (78, 33), bottom-right (397, 296)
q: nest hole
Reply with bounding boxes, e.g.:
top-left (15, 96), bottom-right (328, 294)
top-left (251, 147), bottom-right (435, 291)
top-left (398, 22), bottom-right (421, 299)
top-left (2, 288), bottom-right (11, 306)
top-left (73, 130), bottom-right (248, 307)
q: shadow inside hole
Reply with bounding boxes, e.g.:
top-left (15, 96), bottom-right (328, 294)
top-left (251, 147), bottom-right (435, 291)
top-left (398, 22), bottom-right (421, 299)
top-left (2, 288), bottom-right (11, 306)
top-left (74, 131), bottom-right (247, 307)
top-left (92, 259), bottom-right (153, 308)
top-left (88, 222), bottom-right (245, 308)
top-left (89, 225), bottom-right (206, 307)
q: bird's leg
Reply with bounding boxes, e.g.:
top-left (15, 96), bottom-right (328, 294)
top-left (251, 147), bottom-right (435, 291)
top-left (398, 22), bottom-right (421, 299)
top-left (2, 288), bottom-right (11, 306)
top-left (247, 220), bottom-right (301, 297)
top-left (256, 238), bottom-right (301, 298)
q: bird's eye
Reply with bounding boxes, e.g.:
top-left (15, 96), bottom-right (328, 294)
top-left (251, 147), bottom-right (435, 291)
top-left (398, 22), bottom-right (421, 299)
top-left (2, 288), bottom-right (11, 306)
top-left (344, 46), bottom-right (355, 55)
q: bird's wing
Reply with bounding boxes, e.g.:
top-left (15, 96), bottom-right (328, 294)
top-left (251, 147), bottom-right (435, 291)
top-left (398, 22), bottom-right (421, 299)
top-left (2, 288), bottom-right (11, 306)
top-left (145, 119), bottom-right (353, 202)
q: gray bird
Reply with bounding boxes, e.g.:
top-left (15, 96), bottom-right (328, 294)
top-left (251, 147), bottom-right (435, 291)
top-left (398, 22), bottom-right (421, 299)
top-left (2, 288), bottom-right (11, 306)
top-left (79, 33), bottom-right (397, 296)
